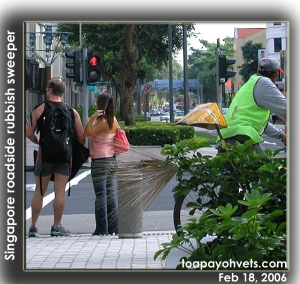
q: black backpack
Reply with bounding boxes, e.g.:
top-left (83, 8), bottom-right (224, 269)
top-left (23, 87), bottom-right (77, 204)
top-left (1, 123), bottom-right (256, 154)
top-left (40, 101), bottom-right (75, 164)
top-left (32, 101), bottom-right (75, 196)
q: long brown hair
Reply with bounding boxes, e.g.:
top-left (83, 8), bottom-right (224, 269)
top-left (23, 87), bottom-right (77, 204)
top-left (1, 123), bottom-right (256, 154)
top-left (96, 92), bottom-right (115, 129)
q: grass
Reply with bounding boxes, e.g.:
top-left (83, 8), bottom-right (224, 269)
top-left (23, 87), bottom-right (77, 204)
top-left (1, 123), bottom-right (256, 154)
top-left (177, 131), bottom-right (217, 148)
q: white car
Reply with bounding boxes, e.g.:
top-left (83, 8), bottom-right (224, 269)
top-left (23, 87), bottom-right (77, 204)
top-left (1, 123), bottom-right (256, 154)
top-left (160, 112), bottom-right (170, 122)
top-left (174, 110), bottom-right (185, 122)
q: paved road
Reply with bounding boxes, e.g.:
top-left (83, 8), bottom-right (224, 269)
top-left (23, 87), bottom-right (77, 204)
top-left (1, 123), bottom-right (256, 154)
top-left (25, 123), bottom-right (286, 236)
top-left (25, 140), bottom-right (218, 235)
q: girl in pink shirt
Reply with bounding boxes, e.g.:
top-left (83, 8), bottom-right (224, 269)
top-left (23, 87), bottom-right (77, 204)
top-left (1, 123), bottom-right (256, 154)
top-left (84, 92), bottom-right (118, 236)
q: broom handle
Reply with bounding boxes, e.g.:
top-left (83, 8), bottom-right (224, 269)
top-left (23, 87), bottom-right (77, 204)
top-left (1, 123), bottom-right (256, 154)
top-left (216, 125), bottom-right (237, 172)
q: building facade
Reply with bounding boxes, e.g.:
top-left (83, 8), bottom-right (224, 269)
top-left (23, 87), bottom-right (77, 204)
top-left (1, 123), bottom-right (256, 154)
top-left (24, 22), bottom-right (86, 114)
top-left (265, 22), bottom-right (288, 93)
top-left (233, 27), bottom-right (266, 94)
top-left (233, 22), bottom-right (288, 95)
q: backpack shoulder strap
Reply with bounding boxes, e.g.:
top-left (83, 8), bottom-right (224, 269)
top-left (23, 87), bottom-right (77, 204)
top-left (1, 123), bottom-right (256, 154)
top-left (30, 101), bottom-right (45, 127)
top-left (62, 104), bottom-right (76, 139)
top-left (45, 100), bottom-right (62, 110)
top-left (43, 100), bottom-right (57, 116)
top-left (65, 104), bottom-right (75, 125)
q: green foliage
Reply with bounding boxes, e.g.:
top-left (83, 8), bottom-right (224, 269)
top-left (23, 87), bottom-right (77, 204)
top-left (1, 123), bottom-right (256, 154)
top-left (72, 108), bottom-right (215, 146)
top-left (121, 122), bottom-right (194, 146)
top-left (156, 142), bottom-right (287, 269)
top-left (176, 131), bottom-right (216, 148)
top-left (188, 37), bottom-right (234, 102)
top-left (156, 60), bottom-right (183, 80)
top-left (75, 105), bottom-right (149, 123)
top-left (74, 105), bottom-right (97, 119)
top-left (57, 23), bottom-right (196, 125)
top-left (57, 23), bottom-right (195, 79)
top-left (238, 40), bottom-right (265, 83)
top-left (132, 113), bottom-right (149, 122)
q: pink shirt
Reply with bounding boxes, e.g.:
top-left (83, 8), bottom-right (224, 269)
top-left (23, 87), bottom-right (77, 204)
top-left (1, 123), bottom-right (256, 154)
top-left (89, 132), bottom-right (116, 159)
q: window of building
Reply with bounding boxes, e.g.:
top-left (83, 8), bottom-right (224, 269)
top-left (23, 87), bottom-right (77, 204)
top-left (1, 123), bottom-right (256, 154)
top-left (274, 38), bottom-right (282, 52)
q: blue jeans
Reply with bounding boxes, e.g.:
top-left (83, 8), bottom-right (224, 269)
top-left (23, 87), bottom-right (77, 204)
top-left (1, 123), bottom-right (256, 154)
top-left (91, 157), bottom-right (118, 235)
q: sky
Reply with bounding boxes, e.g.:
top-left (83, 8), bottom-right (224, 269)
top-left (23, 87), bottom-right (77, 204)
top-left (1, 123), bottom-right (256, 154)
top-left (176, 22), bottom-right (267, 64)
top-left (189, 22), bottom-right (266, 48)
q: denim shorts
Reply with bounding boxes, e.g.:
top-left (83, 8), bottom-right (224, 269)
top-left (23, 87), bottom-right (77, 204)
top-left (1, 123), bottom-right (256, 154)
top-left (34, 150), bottom-right (70, 177)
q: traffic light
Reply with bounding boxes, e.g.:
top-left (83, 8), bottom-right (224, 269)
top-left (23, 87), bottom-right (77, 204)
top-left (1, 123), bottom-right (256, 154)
top-left (65, 50), bottom-right (81, 83)
top-left (219, 55), bottom-right (236, 83)
top-left (87, 54), bottom-right (101, 84)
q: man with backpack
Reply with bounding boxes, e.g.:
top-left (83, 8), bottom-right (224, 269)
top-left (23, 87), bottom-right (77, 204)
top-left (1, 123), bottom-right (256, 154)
top-left (26, 79), bottom-right (85, 237)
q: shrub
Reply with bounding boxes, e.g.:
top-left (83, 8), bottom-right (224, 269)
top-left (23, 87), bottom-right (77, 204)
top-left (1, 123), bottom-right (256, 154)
top-left (155, 141), bottom-right (287, 269)
top-left (74, 108), bottom-right (214, 146)
top-left (121, 122), bottom-right (194, 146)
top-left (74, 105), bottom-right (96, 119)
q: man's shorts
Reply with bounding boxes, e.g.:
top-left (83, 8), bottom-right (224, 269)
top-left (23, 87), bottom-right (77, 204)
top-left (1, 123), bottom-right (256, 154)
top-left (34, 149), bottom-right (70, 177)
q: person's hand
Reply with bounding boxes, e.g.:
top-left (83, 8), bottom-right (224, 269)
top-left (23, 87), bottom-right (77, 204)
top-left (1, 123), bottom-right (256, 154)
top-left (280, 133), bottom-right (287, 146)
top-left (92, 110), bottom-right (105, 119)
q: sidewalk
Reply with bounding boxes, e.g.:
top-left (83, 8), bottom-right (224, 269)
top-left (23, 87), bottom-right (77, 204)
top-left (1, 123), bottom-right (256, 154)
top-left (26, 232), bottom-right (174, 270)
top-left (25, 138), bottom-right (217, 270)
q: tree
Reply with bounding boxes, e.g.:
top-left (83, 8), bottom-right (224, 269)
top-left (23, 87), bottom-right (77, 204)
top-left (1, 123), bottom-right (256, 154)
top-left (188, 40), bottom-right (217, 102)
top-left (156, 60), bottom-right (183, 80)
top-left (153, 60), bottom-right (184, 107)
top-left (238, 40), bottom-right (265, 83)
top-left (187, 37), bottom-right (235, 103)
top-left (56, 23), bottom-right (196, 125)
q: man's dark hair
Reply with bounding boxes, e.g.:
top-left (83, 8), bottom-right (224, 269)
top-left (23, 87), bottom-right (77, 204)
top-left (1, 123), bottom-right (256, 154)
top-left (257, 69), bottom-right (278, 78)
top-left (47, 79), bottom-right (65, 97)
top-left (257, 56), bottom-right (279, 78)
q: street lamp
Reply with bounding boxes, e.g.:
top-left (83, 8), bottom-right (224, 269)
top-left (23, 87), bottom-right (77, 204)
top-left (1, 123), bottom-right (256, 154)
top-left (26, 23), bottom-right (72, 99)
top-left (29, 32), bottom-right (36, 59)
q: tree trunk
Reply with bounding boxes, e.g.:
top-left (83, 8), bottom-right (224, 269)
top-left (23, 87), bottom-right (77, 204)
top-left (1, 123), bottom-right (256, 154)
top-left (118, 68), bottom-right (125, 119)
top-left (123, 24), bottom-right (137, 126)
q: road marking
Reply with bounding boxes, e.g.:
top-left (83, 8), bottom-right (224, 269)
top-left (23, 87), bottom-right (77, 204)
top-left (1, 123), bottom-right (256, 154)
top-left (26, 184), bottom-right (36, 191)
top-left (25, 170), bottom-right (91, 221)
top-left (263, 141), bottom-right (277, 145)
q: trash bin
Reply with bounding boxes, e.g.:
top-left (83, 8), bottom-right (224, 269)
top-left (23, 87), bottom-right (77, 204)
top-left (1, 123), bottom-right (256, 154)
top-left (117, 168), bottom-right (144, 238)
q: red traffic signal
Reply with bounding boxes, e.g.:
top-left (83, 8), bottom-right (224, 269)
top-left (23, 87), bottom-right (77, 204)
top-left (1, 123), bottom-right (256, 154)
top-left (89, 55), bottom-right (100, 67)
top-left (87, 54), bottom-right (101, 84)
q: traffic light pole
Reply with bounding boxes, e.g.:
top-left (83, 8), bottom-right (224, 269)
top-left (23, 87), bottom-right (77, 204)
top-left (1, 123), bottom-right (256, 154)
top-left (183, 24), bottom-right (189, 115)
top-left (216, 38), bottom-right (222, 110)
top-left (168, 24), bottom-right (174, 122)
top-left (82, 47), bottom-right (89, 128)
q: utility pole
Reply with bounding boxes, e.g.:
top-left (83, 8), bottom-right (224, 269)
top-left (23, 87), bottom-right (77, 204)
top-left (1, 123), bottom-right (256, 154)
top-left (82, 47), bottom-right (88, 128)
top-left (216, 38), bottom-right (222, 110)
top-left (168, 24), bottom-right (174, 122)
top-left (183, 24), bottom-right (189, 115)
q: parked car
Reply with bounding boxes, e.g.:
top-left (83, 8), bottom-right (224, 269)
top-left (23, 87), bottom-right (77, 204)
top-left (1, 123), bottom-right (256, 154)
top-left (141, 111), bottom-right (151, 120)
top-left (150, 109), bottom-right (158, 116)
top-left (174, 110), bottom-right (185, 122)
top-left (160, 112), bottom-right (170, 122)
